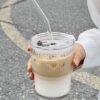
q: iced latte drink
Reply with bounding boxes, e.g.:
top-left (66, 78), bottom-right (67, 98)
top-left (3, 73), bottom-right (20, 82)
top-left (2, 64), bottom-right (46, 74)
top-left (29, 32), bottom-right (75, 97)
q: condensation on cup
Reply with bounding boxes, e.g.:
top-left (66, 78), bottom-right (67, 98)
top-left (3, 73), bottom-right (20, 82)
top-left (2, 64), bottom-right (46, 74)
top-left (29, 32), bottom-right (75, 97)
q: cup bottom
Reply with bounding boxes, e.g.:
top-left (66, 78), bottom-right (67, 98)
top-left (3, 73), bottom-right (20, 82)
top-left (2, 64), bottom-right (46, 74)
top-left (34, 73), bottom-right (71, 97)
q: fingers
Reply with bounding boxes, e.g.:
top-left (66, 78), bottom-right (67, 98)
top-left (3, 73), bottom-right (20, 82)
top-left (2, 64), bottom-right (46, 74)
top-left (72, 53), bottom-right (82, 69)
top-left (72, 43), bottom-right (86, 70)
top-left (27, 44), bottom-right (31, 52)
top-left (27, 44), bottom-right (35, 86)
top-left (29, 72), bottom-right (34, 80)
top-left (27, 58), bottom-right (34, 80)
top-left (27, 58), bottom-right (32, 72)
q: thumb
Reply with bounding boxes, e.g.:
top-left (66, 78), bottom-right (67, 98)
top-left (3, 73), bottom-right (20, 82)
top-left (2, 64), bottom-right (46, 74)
top-left (72, 53), bottom-right (83, 69)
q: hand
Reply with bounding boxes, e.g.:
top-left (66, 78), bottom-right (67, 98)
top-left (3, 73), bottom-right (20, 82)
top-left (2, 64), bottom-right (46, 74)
top-left (72, 43), bottom-right (86, 70)
top-left (27, 45), bottom-right (35, 87)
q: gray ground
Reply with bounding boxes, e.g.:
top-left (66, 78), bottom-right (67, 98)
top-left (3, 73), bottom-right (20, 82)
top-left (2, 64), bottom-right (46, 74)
top-left (0, 0), bottom-right (100, 100)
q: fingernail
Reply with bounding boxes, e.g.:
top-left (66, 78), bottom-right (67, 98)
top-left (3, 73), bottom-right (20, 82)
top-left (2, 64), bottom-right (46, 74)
top-left (27, 47), bottom-right (31, 51)
top-left (74, 58), bottom-right (80, 67)
top-left (29, 73), bottom-right (34, 80)
top-left (28, 66), bottom-right (32, 72)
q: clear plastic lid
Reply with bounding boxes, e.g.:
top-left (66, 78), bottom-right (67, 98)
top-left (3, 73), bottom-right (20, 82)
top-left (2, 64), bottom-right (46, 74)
top-left (30, 32), bottom-right (75, 55)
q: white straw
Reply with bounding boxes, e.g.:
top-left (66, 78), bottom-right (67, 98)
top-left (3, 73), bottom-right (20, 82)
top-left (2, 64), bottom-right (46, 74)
top-left (32, 0), bottom-right (53, 40)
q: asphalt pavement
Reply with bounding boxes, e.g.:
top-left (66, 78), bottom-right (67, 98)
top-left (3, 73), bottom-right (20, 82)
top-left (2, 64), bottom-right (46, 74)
top-left (0, 0), bottom-right (100, 100)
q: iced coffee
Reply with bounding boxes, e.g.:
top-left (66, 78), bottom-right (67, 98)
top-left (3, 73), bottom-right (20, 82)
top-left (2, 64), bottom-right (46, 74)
top-left (30, 32), bottom-right (75, 97)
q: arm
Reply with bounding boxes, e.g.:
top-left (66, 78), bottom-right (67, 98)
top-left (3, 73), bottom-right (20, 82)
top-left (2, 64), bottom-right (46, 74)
top-left (87, 0), bottom-right (100, 28)
top-left (77, 28), bottom-right (100, 68)
top-left (92, 0), bottom-right (100, 14)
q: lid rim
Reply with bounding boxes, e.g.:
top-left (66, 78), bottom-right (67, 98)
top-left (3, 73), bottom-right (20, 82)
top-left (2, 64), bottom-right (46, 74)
top-left (29, 32), bottom-right (75, 51)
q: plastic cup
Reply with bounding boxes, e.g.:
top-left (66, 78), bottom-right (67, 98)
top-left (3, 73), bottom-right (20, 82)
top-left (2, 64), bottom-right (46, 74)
top-left (29, 32), bottom-right (75, 97)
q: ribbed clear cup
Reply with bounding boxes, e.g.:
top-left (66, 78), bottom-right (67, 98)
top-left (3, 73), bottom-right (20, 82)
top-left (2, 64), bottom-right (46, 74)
top-left (29, 32), bottom-right (75, 97)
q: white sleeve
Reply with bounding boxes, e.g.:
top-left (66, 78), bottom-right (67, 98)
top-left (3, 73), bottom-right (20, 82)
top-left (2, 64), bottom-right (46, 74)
top-left (87, 0), bottom-right (100, 29)
top-left (76, 28), bottom-right (100, 68)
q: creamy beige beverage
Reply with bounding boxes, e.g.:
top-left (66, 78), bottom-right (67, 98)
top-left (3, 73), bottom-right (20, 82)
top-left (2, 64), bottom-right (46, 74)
top-left (31, 52), bottom-right (73, 77)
